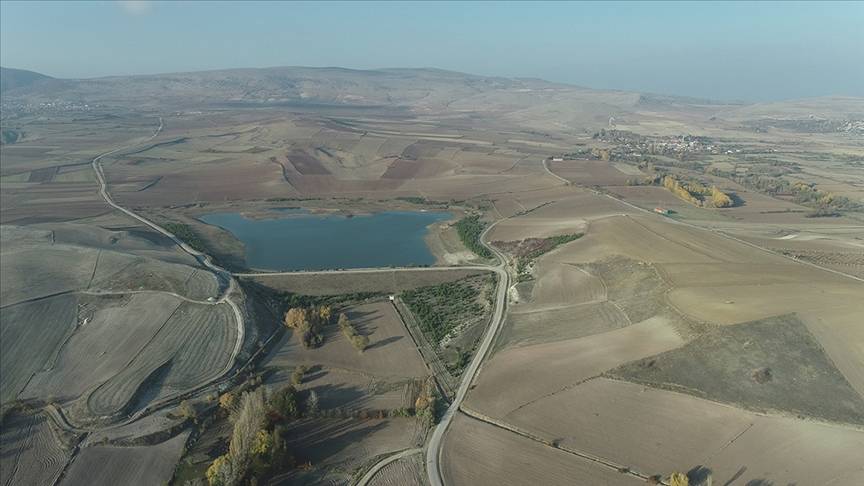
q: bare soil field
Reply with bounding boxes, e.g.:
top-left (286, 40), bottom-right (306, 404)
top-left (244, 268), bottom-right (484, 296)
top-left (367, 452), bottom-right (425, 486)
top-left (547, 159), bottom-right (633, 186)
top-left (0, 294), bottom-right (78, 403)
top-left (279, 417), bottom-right (423, 485)
top-left (502, 378), bottom-right (864, 486)
top-left (267, 366), bottom-right (419, 413)
top-left (1, 236), bottom-right (218, 307)
top-left (84, 301), bottom-right (236, 420)
top-left (441, 412), bottom-right (644, 486)
top-left (60, 431), bottom-right (189, 486)
top-left (500, 302), bottom-right (630, 349)
top-left (22, 293), bottom-right (183, 403)
top-left (466, 317), bottom-right (684, 418)
top-left (0, 411), bottom-right (71, 486)
top-left (264, 300), bottom-right (427, 379)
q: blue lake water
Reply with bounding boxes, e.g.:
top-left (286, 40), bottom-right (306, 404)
top-left (200, 210), bottom-right (451, 271)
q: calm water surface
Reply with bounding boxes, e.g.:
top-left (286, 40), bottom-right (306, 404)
top-left (200, 210), bottom-right (451, 271)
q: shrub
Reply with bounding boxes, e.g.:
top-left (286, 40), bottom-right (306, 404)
top-left (290, 365), bottom-right (307, 386)
top-left (454, 215), bottom-right (492, 258)
top-left (669, 472), bottom-right (689, 486)
top-left (338, 313), bottom-right (369, 352)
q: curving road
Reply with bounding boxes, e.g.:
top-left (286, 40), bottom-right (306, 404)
top-left (89, 117), bottom-right (245, 419)
top-left (355, 448), bottom-right (423, 486)
top-left (423, 220), bottom-right (510, 486)
top-left (92, 119), bottom-right (516, 484)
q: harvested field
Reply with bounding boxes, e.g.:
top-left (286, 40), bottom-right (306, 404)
top-left (85, 302), bottom-right (236, 418)
top-left (60, 431), bottom-right (189, 486)
top-left (551, 214), bottom-right (777, 264)
top-left (89, 250), bottom-right (219, 301)
top-left (0, 411), bottom-right (71, 486)
top-left (611, 314), bottom-right (864, 425)
top-left (367, 452), bottom-right (425, 486)
top-left (0, 244), bottom-right (96, 307)
top-left (22, 293), bottom-right (183, 403)
top-left (0, 294), bottom-right (78, 403)
top-left (441, 412), bottom-right (644, 486)
top-left (1, 236), bottom-right (217, 307)
top-left (547, 159), bottom-right (633, 186)
top-left (287, 149), bottom-right (331, 175)
top-left (278, 417), bottom-right (422, 485)
top-left (264, 301), bottom-right (427, 379)
top-left (524, 261), bottom-right (604, 308)
top-left (244, 268), bottom-right (485, 296)
top-left (466, 317), bottom-right (684, 418)
top-left (500, 302), bottom-right (629, 348)
top-left (267, 367), bottom-right (419, 413)
top-left (503, 378), bottom-right (864, 486)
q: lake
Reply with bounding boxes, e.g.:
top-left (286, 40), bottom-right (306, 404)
top-left (200, 209), bottom-right (451, 271)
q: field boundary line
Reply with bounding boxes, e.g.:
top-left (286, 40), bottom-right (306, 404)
top-left (459, 406), bottom-right (663, 484)
top-left (542, 162), bottom-right (864, 283)
top-left (354, 447), bottom-right (422, 486)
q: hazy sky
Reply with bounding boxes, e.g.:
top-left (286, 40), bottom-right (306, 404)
top-left (1, 1), bottom-right (862, 101)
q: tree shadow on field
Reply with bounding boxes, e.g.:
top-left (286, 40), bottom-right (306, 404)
top-left (366, 335), bottom-right (403, 351)
top-left (311, 383), bottom-right (368, 411)
top-left (286, 416), bottom-right (389, 465)
top-left (723, 467), bottom-right (747, 486)
top-left (346, 309), bottom-right (379, 337)
top-left (687, 466), bottom-right (712, 485)
top-left (302, 365), bottom-right (327, 383)
top-left (728, 192), bottom-right (747, 208)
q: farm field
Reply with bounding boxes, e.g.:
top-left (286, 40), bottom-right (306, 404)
top-left (441, 412), bottom-right (645, 486)
top-left (59, 431), bottom-right (190, 486)
top-left (499, 378), bottom-right (864, 486)
top-left (264, 300), bottom-right (427, 378)
top-left (0, 411), bottom-right (71, 486)
top-left (2, 63), bottom-right (863, 485)
top-left (367, 452), bottom-right (426, 486)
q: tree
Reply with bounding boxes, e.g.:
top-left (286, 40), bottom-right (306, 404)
top-left (284, 308), bottom-right (308, 329)
top-left (290, 365), bottom-right (307, 386)
top-left (251, 429), bottom-right (273, 456)
top-left (219, 392), bottom-right (236, 412)
top-left (306, 390), bottom-right (320, 415)
top-left (350, 334), bottom-right (369, 352)
top-left (221, 388), bottom-right (269, 485)
top-left (269, 385), bottom-right (300, 420)
top-left (669, 472), bottom-right (689, 486)
top-left (317, 305), bottom-right (332, 324)
top-left (206, 454), bottom-right (233, 486)
top-left (179, 400), bottom-right (197, 421)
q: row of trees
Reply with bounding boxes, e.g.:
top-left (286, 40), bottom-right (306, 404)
top-left (337, 313), bottom-right (369, 352)
top-left (661, 176), bottom-right (733, 208)
top-left (454, 215), bottom-right (492, 259)
top-left (207, 386), bottom-right (318, 486)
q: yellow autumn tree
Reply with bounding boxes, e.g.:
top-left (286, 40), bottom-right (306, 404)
top-left (669, 472), bottom-right (689, 486)
top-left (218, 392), bottom-right (236, 411)
top-left (710, 186), bottom-right (733, 207)
top-left (284, 308), bottom-right (308, 329)
top-left (206, 454), bottom-right (232, 486)
top-left (317, 305), bottom-right (332, 324)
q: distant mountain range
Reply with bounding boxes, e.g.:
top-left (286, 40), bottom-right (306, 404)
top-left (2, 65), bottom-right (862, 124)
top-left (0, 67), bottom-right (57, 93)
